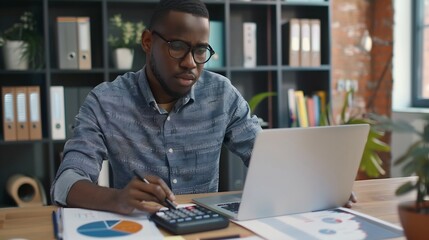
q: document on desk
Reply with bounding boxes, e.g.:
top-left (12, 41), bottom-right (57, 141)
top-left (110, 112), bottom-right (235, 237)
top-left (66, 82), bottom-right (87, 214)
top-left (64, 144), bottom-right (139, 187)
top-left (58, 208), bottom-right (163, 240)
top-left (234, 207), bottom-right (403, 240)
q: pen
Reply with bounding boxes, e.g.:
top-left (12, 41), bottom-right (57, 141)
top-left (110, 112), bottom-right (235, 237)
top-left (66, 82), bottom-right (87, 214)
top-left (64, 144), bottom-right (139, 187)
top-left (199, 234), bottom-right (241, 240)
top-left (52, 209), bottom-right (63, 240)
top-left (52, 210), bottom-right (59, 239)
top-left (133, 169), bottom-right (177, 210)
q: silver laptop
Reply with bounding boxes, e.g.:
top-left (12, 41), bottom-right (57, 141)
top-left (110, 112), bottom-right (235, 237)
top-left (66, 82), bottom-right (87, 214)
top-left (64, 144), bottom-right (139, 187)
top-left (193, 124), bottom-right (370, 221)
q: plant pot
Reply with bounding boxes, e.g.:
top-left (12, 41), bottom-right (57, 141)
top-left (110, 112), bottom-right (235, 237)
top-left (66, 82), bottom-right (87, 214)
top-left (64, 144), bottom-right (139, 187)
top-left (112, 48), bottom-right (134, 69)
top-left (398, 200), bottom-right (429, 240)
top-left (2, 40), bottom-right (29, 70)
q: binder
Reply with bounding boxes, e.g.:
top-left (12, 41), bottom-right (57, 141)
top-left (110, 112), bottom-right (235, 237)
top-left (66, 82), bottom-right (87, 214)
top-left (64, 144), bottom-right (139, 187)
top-left (205, 21), bottom-right (224, 68)
top-left (230, 15), bottom-right (244, 67)
top-left (50, 86), bottom-right (66, 140)
top-left (77, 17), bottom-right (92, 69)
top-left (310, 19), bottom-right (321, 66)
top-left (27, 86), bottom-right (42, 140)
top-left (285, 18), bottom-right (301, 67)
top-left (64, 87), bottom-right (92, 138)
top-left (243, 22), bottom-right (257, 68)
top-left (300, 19), bottom-right (311, 66)
top-left (2, 87), bottom-right (17, 141)
top-left (57, 17), bottom-right (78, 69)
top-left (15, 87), bottom-right (30, 140)
top-left (64, 87), bottom-right (78, 138)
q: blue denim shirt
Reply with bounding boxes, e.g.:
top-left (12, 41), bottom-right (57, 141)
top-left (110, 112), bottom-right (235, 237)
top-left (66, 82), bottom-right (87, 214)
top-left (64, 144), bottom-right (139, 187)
top-left (51, 68), bottom-right (261, 205)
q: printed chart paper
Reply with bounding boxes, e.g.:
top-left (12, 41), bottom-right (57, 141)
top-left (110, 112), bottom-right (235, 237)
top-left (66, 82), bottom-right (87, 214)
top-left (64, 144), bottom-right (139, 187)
top-left (234, 207), bottom-right (403, 240)
top-left (61, 208), bottom-right (163, 240)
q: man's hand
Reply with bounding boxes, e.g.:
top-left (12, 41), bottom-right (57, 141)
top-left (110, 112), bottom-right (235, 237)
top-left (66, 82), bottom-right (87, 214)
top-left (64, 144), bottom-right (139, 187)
top-left (116, 175), bottom-right (176, 214)
top-left (344, 192), bottom-right (357, 208)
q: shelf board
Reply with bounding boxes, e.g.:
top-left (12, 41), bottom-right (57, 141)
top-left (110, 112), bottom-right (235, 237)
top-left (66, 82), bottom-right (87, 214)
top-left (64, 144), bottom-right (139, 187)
top-left (230, 65), bottom-right (278, 72)
top-left (0, 69), bottom-right (45, 75)
top-left (50, 68), bottom-right (105, 74)
top-left (0, 139), bottom-right (50, 145)
top-left (229, 0), bottom-right (277, 6)
top-left (281, 65), bottom-right (330, 71)
top-left (281, 1), bottom-right (329, 7)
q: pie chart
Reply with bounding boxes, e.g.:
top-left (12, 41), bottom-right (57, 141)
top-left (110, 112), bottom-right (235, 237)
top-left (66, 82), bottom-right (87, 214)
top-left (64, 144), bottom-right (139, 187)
top-left (77, 220), bottom-right (143, 237)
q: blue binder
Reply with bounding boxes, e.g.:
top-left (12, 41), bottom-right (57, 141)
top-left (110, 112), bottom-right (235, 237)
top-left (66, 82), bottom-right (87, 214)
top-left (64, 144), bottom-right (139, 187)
top-left (205, 21), bottom-right (224, 69)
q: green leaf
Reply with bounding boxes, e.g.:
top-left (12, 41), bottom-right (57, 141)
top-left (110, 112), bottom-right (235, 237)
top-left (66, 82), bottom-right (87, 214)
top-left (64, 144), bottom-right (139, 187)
top-left (395, 182), bottom-right (416, 196)
top-left (394, 141), bottom-right (422, 165)
top-left (366, 137), bottom-right (390, 152)
top-left (248, 92), bottom-right (277, 113)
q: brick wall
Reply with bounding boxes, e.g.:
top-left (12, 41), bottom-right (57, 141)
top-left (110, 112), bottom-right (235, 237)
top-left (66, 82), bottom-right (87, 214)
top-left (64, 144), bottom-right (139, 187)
top-left (331, 0), bottom-right (393, 178)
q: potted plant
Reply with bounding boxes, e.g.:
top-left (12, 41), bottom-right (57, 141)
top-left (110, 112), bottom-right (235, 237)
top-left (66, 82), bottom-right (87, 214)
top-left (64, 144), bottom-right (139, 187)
top-left (108, 14), bottom-right (145, 69)
top-left (0, 11), bottom-right (43, 70)
top-left (372, 114), bottom-right (429, 239)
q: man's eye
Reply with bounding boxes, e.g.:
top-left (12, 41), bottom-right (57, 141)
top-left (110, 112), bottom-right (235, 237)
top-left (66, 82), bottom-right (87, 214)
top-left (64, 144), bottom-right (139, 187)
top-left (194, 47), bottom-right (208, 55)
top-left (170, 41), bottom-right (188, 51)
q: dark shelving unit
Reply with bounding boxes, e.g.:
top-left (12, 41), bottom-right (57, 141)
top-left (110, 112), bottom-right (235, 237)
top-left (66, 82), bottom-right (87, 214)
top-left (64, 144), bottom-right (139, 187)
top-left (0, 0), bottom-right (331, 205)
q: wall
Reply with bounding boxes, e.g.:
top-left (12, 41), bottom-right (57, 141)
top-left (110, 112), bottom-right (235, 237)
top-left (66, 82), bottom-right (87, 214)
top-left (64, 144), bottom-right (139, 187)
top-left (331, 0), bottom-right (394, 178)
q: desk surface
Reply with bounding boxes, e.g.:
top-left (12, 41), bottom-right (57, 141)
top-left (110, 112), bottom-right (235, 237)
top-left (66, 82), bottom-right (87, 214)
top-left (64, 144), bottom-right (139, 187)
top-left (0, 177), bottom-right (415, 240)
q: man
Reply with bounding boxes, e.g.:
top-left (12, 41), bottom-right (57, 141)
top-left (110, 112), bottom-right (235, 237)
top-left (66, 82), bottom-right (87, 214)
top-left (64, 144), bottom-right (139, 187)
top-left (50, 0), bottom-right (262, 214)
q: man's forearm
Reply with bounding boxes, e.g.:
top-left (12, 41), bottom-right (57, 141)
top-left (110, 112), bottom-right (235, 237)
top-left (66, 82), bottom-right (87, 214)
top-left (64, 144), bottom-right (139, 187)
top-left (66, 180), bottom-right (125, 214)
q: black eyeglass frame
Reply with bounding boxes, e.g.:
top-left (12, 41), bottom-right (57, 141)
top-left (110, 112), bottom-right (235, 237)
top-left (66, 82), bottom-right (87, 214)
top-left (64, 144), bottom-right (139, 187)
top-left (151, 30), bottom-right (215, 64)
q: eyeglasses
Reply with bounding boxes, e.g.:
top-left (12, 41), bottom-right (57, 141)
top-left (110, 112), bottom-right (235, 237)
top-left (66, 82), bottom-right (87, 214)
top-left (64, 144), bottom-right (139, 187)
top-left (152, 31), bottom-right (215, 64)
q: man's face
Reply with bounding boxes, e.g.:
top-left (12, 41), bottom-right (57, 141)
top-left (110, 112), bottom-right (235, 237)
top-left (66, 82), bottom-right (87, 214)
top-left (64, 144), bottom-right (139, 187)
top-left (145, 11), bottom-right (210, 102)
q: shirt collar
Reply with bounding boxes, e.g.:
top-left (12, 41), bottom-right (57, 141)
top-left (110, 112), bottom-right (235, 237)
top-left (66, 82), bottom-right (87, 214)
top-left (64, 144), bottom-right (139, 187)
top-left (138, 66), bottom-right (196, 112)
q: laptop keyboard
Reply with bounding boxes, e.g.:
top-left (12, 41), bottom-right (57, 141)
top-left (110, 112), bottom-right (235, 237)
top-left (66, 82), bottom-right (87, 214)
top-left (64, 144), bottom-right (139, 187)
top-left (217, 201), bottom-right (241, 214)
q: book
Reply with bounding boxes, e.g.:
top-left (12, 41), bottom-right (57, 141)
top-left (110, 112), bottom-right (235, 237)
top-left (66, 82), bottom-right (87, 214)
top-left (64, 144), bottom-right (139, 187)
top-left (294, 90), bottom-right (308, 127)
top-left (306, 97), bottom-right (316, 127)
top-left (287, 88), bottom-right (297, 127)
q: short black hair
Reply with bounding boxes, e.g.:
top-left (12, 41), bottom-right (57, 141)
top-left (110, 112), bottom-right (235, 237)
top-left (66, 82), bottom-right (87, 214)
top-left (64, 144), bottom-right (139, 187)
top-left (148, 0), bottom-right (209, 30)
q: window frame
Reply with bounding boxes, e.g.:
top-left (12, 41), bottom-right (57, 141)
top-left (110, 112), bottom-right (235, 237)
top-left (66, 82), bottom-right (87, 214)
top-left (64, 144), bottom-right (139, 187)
top-left (412, 0), bottom-right (429, 107)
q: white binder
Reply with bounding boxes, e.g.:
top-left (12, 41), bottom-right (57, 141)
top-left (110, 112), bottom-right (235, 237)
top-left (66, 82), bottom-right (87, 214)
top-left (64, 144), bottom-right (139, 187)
top-left (77, 17), bottom-right (92, 69)
top-left (50, 86), bottom-right (66, 140)
top-left (27, 86), bottom-right (42, 140)
top-left (2, 87), bottom-right (17, 141)
top-left (15, 87), bottom-right (30, 140)
top-left (243, 22), bottom-right (257, 68)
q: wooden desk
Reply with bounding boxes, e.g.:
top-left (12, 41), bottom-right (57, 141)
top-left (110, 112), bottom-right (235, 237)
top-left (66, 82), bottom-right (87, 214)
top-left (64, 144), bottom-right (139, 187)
top-left (0, 177), bottom-right (415, 240)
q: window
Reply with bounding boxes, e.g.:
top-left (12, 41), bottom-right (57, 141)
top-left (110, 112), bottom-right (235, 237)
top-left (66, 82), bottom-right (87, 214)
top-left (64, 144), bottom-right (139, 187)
top-left (413, 0), bottom-right (429, 107)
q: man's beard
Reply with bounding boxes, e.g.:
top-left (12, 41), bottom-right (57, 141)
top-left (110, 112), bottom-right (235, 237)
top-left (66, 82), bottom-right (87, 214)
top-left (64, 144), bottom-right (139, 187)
top-left (150, 53), bottom-right (184, 99)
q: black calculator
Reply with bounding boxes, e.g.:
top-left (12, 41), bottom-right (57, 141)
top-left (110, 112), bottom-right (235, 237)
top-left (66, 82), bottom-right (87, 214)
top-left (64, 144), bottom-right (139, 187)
top-left (150, 204), bottom-right (229, 235)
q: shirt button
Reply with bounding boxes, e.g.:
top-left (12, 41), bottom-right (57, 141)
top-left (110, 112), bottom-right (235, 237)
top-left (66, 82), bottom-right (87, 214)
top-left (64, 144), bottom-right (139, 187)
top-left (167, 116), bottom-right (171, 121)
top-left (173, 179), bottom-right (178, 184)
top-left (168, 148), bottom-right (173, 153)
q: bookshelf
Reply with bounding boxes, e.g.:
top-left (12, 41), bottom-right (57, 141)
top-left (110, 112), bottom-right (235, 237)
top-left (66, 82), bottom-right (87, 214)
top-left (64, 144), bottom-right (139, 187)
top-left (0, 0), bottom-right (331, 206)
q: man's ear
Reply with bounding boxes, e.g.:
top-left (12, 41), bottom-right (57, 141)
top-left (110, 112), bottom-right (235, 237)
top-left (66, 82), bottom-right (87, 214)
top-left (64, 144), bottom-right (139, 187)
top-left (141, 29), bottom-right (152, 53)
